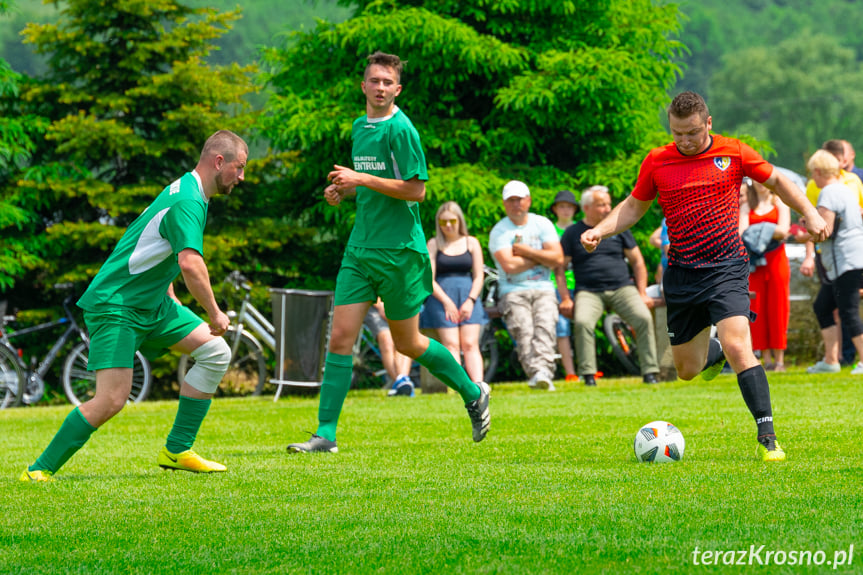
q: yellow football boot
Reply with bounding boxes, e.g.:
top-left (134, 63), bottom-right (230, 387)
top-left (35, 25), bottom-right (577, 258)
top-left (20, 468), bottom-right (54, 482)
top-left (157, 446), bottom-right (226, 473)
top-left (756, 441), bottom-right (786, 462)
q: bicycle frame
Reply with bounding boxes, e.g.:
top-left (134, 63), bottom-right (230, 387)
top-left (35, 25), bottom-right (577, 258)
top-left (354, 324), bottom-right (382, 364)
top-left (5, 317), bottom-right (88, 381)
top-left (232, 298), bottom-right (275, 352)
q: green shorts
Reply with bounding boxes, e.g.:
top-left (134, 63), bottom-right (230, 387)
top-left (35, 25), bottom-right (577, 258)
top-left (335, 245), bottom-right (432, 321)
top-left (83, 297), bottom-right (203, 370)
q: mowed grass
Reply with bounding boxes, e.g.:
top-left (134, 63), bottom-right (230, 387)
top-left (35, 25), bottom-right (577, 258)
top-left (2, 369), bottom-right (861, 574)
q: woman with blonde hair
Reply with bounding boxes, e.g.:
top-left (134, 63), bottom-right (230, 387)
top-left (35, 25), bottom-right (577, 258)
top-left (806, 150), bottom-right (863, 374)
top-left (420, 201), bottom-right (488, 382)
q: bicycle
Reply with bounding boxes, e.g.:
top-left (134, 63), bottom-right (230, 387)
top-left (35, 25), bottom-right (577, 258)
top-left (603, 313), bottom-right (640, 375)
top-left (350, 321), bottom-right (388, 389)
top-left (0, 285), bottom-right (152, 407)
top-left (0, 300), bottom-right (24, 408)
top-left (351, 309), bottom-right (423, 391)
top-left (177, 271), bottom-right (273, 396)
top-left (478, 265), bottom-right (503, 382)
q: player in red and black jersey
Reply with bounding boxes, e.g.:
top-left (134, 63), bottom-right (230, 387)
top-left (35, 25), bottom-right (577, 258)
top-left (581, 91), bottom-right (830, 462)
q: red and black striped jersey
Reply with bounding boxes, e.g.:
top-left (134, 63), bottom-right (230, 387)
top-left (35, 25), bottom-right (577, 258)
top-left (632, 135), bottom-right (774, 268)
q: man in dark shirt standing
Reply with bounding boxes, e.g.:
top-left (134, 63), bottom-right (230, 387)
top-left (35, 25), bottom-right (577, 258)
top-left (559, 186), bottom-right (659, 386)
top-left (581, 91), bottom-right (829, 462)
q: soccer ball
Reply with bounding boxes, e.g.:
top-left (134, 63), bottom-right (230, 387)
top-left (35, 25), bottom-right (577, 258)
top-left (633, 420), bottom-right (685, 463)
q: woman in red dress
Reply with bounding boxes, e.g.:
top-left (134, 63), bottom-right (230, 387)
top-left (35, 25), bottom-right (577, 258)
top-left (739, 179), bottom-right (791, 371)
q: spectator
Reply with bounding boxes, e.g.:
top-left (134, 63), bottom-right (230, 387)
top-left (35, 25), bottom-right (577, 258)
top-left (366, 299), bottom-right (415, 396)
top-left (559, 186), bottom-right (660, 386)
top-left (842, 140), bottom-right (863, 182)
top-left (420, 201), bottom-right (488, 383)
top-left (489, 180), bottom-right (564, 391)
top-left (805, 150), bottom-right (863, 374)
top-left (549, 190), bottom-right (580, 382)
top-left (739, 178), bottom-right (791, 372)
top-left (804, 139), bottom-right (863, 209)
top-left (801, 139), bottom-right (863, 366)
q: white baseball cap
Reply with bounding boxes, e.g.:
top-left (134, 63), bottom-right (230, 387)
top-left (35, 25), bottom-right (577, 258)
top-left (502, 180), bottom-right (530, 200)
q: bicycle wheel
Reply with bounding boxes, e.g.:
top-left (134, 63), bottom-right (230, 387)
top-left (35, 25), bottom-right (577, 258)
top-left (351, 341), bottom-right (386, 389)
top-left (479, 323), bottom-right (499, 383)
top-left (603, 313), bottom-right (640, 375)
top-left (63, 343), bottom-right (152, 406)
top-left (177, 329), bottom-right (267, 396)
top-left (0, 345), bottom-right (24, 408)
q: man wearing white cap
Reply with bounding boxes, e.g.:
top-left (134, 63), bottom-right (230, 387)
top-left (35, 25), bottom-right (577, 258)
top-left (489, 180), bottom-right (564, 390)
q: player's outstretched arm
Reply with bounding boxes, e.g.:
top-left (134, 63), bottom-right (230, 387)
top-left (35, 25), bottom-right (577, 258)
top-left (581, 195), bottom-right (652, 253)
top-left (178, 249), bottom-right (229, 335)
top-left (764, 169), bottom-right (831, 242)
top-left (328, 164), bottom-right (425, 202)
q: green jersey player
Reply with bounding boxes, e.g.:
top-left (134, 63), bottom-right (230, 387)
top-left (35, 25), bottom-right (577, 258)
top-left (287, 51), bottom-right (490, 454)
top-left (21, 130), bottom-right (248, 482)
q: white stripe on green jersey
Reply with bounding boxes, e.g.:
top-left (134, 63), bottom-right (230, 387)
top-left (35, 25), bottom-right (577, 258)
top-left (78, 171), bottom-right (208, 312)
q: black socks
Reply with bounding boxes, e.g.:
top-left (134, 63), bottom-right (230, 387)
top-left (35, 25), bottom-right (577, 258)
top-left (737, 365), bottom-right (776, 439)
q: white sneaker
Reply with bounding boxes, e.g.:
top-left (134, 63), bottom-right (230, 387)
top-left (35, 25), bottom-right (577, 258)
top-left (530, 371), bottom-right (555, 391)
top-left (851, 363), bottom-right (863, 375)
top-left (807, 360), bottom-right (841, 374)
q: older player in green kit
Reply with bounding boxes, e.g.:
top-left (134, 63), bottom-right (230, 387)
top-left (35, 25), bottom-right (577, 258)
top-left (21, 130), bottom-right (247, 481)
top-left (287, 52), bottom-right (490, 454)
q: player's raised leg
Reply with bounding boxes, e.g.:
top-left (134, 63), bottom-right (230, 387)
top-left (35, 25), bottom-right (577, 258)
top-left (670, 327), bottom-right (713, 381)
top-left (389, 316), bottom-right (490, 442)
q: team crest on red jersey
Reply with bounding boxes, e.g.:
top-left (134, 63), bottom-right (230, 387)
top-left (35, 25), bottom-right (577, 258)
top-left (713, 156), bottom-right (731, 171)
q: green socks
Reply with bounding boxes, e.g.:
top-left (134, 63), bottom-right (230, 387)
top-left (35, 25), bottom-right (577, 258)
top-left (31, 407), bottom-right (97, 474)
top-left (416, 338), bottom-right (480, 403)
top-left (30, 397), bottom-right (213, 473)
top-left (315, 342), bottom-right (479, 443)
top-left (165, 396), bottom-right (212, 454)
top-left (316, 352), bottom-right (353, 442)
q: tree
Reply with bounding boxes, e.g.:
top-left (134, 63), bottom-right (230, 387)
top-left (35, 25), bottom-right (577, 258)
top-left (258, 0), bottom-right (685, 275)
top-left (674, 0), bottom-right (863, 97)
top-left (0, 0), bottom-right (261, 304)
top-left (709, 33), bottom-right (863, 172)
top-left (0, 0), bottom-right (45, 291)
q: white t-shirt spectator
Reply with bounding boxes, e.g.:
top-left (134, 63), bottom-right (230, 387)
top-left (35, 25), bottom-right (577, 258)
top-left (818, 182), bottom-right (863, 280)
top-left (488, 213), bottom-right (559, 296)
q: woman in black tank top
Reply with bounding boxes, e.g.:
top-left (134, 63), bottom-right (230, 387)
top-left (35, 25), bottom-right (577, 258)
top-left (419, 201), bottom-right (488, 382)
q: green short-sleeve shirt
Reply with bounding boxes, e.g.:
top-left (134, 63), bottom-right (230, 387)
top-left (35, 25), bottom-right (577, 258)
top-left (347, 106), bottom-right (429, 253)
top-left (552, 222), bottom-right (576, 291)
top-left (78, 171), bottom-right (208, 312)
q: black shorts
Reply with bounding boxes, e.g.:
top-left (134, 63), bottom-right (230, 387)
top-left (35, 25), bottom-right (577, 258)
top-left (664, 260), bottom-right (754, 346)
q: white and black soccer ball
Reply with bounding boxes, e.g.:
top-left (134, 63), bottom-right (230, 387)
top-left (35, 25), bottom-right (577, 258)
top-left (633, 420), bottom-right (685, 463)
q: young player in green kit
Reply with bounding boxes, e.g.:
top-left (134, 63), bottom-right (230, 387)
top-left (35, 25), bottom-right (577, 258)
top-left (287, 52), bottom-right (490, 453)
top-left (21, 130), bottom-right (248, 481)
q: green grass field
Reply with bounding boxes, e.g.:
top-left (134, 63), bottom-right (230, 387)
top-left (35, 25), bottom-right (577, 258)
top-left (3, 370), bottom-right (861, 574)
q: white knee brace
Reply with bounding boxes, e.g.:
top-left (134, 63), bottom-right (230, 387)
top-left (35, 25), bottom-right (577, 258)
top-left (184, 337), bottom-right (231, 394)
